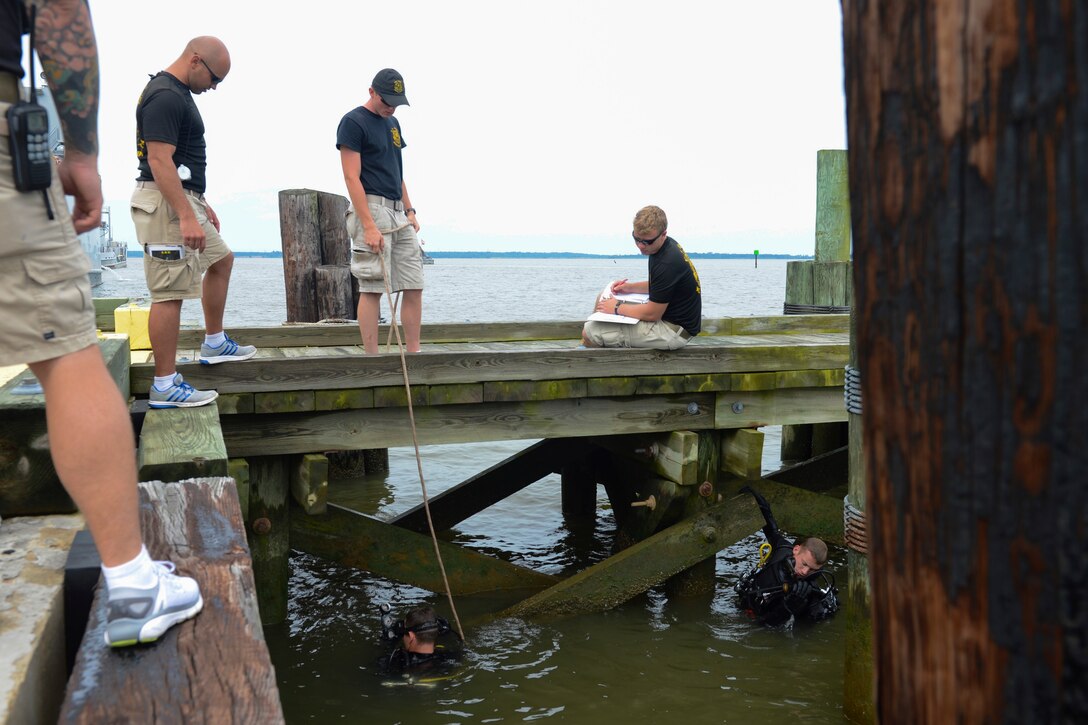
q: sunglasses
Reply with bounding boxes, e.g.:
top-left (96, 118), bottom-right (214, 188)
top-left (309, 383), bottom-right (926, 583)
top-left (632, 231), bottom-right (663, 246)
top-left (199, 57), bottom-right (223, 85)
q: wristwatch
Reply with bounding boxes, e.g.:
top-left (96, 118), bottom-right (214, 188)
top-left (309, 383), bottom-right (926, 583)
top-left (405, 207), bottom-right (417, 215)
top-left (614, 300), bottom-right (623, 314)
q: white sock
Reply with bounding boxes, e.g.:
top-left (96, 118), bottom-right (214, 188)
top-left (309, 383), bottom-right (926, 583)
top-left (153, 373), bottom-right (177, 391)
top-left (102, 545), bottom-right (157, 593)
top-left (205, 331), bottom-right (226, 347)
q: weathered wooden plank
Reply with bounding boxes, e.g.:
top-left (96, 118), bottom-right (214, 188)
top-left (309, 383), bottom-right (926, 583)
top-left (222, 394), bottom-right (716, 455)
top-left (93, 298), bottom-right (128, 331)
top-left (59, 477), bottom-right (283, 724)
top-left (426, 383), bottom-right (484, 406)
top-left (720, 428), bottom-right (765, 480)
top-left (682, 372), bottom-right (732, 393)
top-left (391, 438), bottom-right (595, 532)
top-left (775, 368), bottom-right (845, 389)
top-left (254, 390), bottom-right (316, 414)
top-left (373, 384), bottom-right (429, 408)
top-left (137, 404), bottom-right (228, 483)
top-left (714, 388), bottom-right (847, 428)
top-left (503, 496), bottom-right (764, 618)
top-left (216, 392), bottom-right (255, 415)
top-left (730, 372), bottom-right (777, 391)
top-left (292, 503), bottom-right (558, 594)
top-left (132, 336), bottom-right (850, 394)
top-left (314, 387), bottom-right (375, 411)
top-left (291, 453), bottom-right (328, 515)
top-left (586, 376), bottom-right (639, 396)
top-left (280, 188), bottom-right (321, 323)
top-left (483, 379), bottom-right (588, 403)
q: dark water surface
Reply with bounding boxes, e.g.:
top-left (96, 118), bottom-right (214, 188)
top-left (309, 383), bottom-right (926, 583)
top-left (99, 257), bottom-right (846, 723)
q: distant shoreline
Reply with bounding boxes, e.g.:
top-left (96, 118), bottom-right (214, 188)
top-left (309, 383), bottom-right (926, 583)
top-left (127, 250), bottom-right (812, 260)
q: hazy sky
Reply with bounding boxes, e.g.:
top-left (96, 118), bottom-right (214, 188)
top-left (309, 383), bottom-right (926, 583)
top-left (78, 1), bottom-right (846, 254)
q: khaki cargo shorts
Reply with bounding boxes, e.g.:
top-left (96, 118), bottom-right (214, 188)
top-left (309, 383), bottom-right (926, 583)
top-left (582, 319), bottom-right (691, 350)
top-left (130, 183), bottom-right (232, 302)
top-left (0, 105), bottom-right (97, 366)
top-left (346, 201), bottom-right (424, 294)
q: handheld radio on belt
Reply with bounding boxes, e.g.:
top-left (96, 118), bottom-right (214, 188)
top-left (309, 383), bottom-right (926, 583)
top-left (7, 4), bottom-right (55, 218)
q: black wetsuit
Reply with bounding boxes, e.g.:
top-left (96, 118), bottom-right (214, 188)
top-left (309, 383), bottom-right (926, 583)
top-left (735, 487), bottom-right (839, 626)
top-left (378, 646), bottom-right (460, 678)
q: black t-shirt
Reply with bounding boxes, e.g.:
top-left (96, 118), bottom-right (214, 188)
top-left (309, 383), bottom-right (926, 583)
top-left (648, 237), bottom-right (702, 335)
top-left (0, 1), bottom-right (27, 79)
top-left (335, 106), bottom-right (406, 200)
top-left (135, 72), bottom-right (208, 193)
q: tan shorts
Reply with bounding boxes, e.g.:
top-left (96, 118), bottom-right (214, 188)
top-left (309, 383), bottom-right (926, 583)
top-left (130, 184), bottom-right (232, 302)
top-left (582, 319), bottom-right (691, 350)
top-left (346, 201), bottom-right (424, 294)
top-left (0, 104), bottom-right (97, 366)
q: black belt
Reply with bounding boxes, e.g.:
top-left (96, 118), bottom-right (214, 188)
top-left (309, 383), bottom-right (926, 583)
top-left (0, 72), bottom-right (21, 104)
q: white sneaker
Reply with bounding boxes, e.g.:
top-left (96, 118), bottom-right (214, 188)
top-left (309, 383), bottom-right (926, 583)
top-left (104, 561), bottom-right (203, 647)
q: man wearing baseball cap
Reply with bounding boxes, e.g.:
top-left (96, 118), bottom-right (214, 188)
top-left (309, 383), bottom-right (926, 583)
top-left (336, 68), bottom-right (424, 354)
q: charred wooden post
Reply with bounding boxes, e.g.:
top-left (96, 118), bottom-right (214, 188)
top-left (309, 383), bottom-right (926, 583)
top-left (248, 455), bottom-right (290, 625)
top-left (843, 1), bottom-right (1087, 719)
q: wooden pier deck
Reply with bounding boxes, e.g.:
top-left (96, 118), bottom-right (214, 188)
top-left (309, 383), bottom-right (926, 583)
top-left (127, 315), bottom-right (850, 455)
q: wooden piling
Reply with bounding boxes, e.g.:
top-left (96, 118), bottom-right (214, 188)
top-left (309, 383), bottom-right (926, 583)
top-left (315, 265), bottom-right (353, 320)
top-left (279, 189), bottom-right (322, 323)
top-left (248, 455), bottom-right (290, 625)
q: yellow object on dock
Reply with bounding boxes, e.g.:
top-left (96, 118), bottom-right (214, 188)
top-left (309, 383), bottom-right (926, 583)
top-left (114, 304), bottom-right (151, 350)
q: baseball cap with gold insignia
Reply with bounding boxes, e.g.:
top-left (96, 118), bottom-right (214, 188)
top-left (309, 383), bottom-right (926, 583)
top-left (372, 68), bottom-right (409, 106)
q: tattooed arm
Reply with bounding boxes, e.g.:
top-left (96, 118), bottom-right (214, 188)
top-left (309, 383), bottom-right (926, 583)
top-left (30, 0), bottom-right (101, 232)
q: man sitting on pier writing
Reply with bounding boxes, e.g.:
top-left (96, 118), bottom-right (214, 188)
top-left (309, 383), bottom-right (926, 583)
top-left (582, 205), bottom-right (702, 350)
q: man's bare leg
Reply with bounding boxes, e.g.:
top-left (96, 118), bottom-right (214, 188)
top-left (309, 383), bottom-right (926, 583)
top-left (202, 252), bottom-right (234, 335)
top-left (29, 346), bottom-right (141, 567)
top-left (358, 292), bottom-right (382, 354)
top-left (148, 299), bottom-right (183, 377)
top-left (400, 289), bottom-right (422, 353)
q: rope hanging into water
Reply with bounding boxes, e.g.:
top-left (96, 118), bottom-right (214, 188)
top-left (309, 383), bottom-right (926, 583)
top-left (783, 303), bottom-right (852, 315)
top-left (843, 496), bottom-right (868, 555)
top-left (844, 364), bottom-right (862, 415)
top-left (378, 252), bottom-right (466, 642)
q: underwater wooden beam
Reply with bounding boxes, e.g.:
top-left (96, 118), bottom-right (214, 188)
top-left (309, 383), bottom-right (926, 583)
top-left (390, 438), bottom-right (594, 533)
top-left (718, 478), bottom-right (844, 546)
top-left (248, 455), bottom-right (291, 625)
top-left (292, 503), bottom-right (558, 594)
top-left (503, 496), bottom-right (765, 619)
top-left (137, 404), bottom-right (228, 483)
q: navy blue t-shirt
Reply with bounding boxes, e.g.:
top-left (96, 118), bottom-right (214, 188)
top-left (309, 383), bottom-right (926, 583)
top-left (0, 1), bottom-right (26, 79)
top-left (135, 72), bottom-right (208, 193)
top-left (648, 237), bottom-right (702, 335)
top-left (335, 106), bottom-right (406, 200)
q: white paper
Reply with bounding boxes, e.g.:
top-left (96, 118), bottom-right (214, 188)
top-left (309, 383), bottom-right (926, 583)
top-left (586, 280), bottom-right (648, 324)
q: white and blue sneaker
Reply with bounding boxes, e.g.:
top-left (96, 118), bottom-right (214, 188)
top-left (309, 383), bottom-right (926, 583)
top-left (148, 373), bottom-right (219, 409)
top-left (199, 335), bottom-right (257, 365)
top-left (104, 561), bottom-right (203, 647)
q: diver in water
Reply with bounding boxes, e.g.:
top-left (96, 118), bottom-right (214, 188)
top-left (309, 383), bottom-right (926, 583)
top-left (377, 605), bottom-right (461, 678)
top-left (734, 486), bottom-right (840, 627)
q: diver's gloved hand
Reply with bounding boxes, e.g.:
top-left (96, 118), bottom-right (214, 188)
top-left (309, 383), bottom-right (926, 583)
top-left (788, 579), bottom-right (813, 600)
